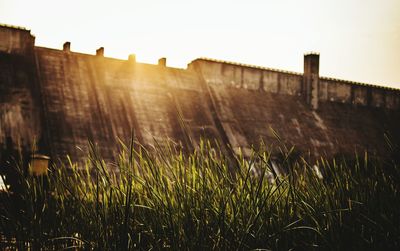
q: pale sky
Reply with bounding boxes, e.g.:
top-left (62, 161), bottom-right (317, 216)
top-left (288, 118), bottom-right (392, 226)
top-left (1, 0), bottom-right (399, 88)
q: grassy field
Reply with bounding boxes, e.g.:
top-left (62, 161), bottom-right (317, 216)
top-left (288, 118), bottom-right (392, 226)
top-left (0, 139), bottom-right (399, 250)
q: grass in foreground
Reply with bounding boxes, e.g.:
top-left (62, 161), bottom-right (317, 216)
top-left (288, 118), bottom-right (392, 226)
top-left (0, 139), bottom-right (399, 250)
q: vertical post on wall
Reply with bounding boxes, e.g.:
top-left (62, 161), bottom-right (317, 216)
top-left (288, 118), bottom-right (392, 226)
top-left (158, 57), bottom-right (167, 67)
top-left (96, 47), bottom-right (104, 57)
top-left (63, 42), bottom-right (71, 52)
top-left (128, 54), bottom-right (136, 64)
top-left (303, 53), bottom-right (320, 110)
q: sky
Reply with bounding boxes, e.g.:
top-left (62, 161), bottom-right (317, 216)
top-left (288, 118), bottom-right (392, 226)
top-left (1, 0), bottom-right (399, 88)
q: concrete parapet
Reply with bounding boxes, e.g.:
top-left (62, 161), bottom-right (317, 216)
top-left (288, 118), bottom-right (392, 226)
top-left (128, 54), bottom-right (136, 63)
top-left (190, 58), bottom-right (303, 95)
top-left (385, 91), bottom-right (400, 109)
top-left (319, 77), bottom-right (400, 110)
top-left (63, 42), bottom-right (71, 52)
top-left (158, 57), bottom-right (167, 67)
top-left (319, 80), bottom-right (351, 103)
top-left (96, 47), bottom-right (104, 56)
top-left (370, 89), bottom-right (385, 108)
top-left (0, 24), bottom-right (35, 55)
top-left (191, 55), bottom-right (399, 111)
top-left (352, 86), bottom-right (368, 106)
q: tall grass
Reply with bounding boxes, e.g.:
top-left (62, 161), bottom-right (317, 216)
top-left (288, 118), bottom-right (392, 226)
top-left (1, 139), bottom-right (399, 250)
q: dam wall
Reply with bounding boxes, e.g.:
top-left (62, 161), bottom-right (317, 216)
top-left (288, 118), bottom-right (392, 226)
top-left (1, 24), bottom-right (400, 165)
top-left (189, 58), bottom-right (400, 158)
top-left (33, 46), bottom-right (223, 163)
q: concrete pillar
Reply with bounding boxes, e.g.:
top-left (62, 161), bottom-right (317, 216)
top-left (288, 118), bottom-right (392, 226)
top-left (96, 47), bottom-right (104, 56)
top-left (158, 57), bottom-right (166, 67)
top-left (303, 53), bottom-right (320, 110)
top-left (128, 54), bottom-right (136, 63)
top-left (63, 42), bottom-right (71, 52)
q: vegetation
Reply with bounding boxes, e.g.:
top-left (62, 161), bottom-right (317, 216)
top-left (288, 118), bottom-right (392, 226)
top-left (0, 138), bottom-right (399, 250)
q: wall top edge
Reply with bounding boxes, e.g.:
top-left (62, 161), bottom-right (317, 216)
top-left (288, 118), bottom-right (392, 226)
top-left (0, 23), bottom-right (30, 32)
top-left (34, 46), bottom-right (187, 71)
top-left (191, 57), bottom-right (303, 76)
top-left (320, 76), bottom-right (400, 92)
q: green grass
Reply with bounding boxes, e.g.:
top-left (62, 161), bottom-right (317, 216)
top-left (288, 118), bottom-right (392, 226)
top-left (1, 139), bottom-right (399, 250)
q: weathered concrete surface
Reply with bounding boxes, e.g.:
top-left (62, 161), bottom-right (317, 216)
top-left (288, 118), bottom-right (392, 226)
top-left (0, 52), bottom-right (42, 151)
top-left (190, 59), bottom-right (400, 160)
top-left (33, 47), bottom-right (223, 163)
top-left (0, 25), bottom-right (34, 55)
top-left (1, 24), bottom-right (400, 165)
top-left (200, 84), bottom-right (399, 158)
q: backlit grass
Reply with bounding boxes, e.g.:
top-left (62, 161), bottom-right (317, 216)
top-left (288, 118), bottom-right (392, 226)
top-left (0, 139), bottom-right (399, 250)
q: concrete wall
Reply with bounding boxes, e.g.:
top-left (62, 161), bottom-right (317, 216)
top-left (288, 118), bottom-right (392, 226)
top-left (0, 25), bottom-right (35, 55)
top-left (190, 59), bottom-right (303, 95)
top-left (0, 52), bottom-right (42, 151)
top-left (1, 25), bottom-right (400, 165)
top-left (192, 58), bottom-right (400, 111)
top-left (190, 59), bottom-right (400, 159)
top-left (203, 85), bottom-right (400, 159)
top-left (33, 47), bottom-right (222, 163)
top-left (319, 77), bottom-right (400, 109)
